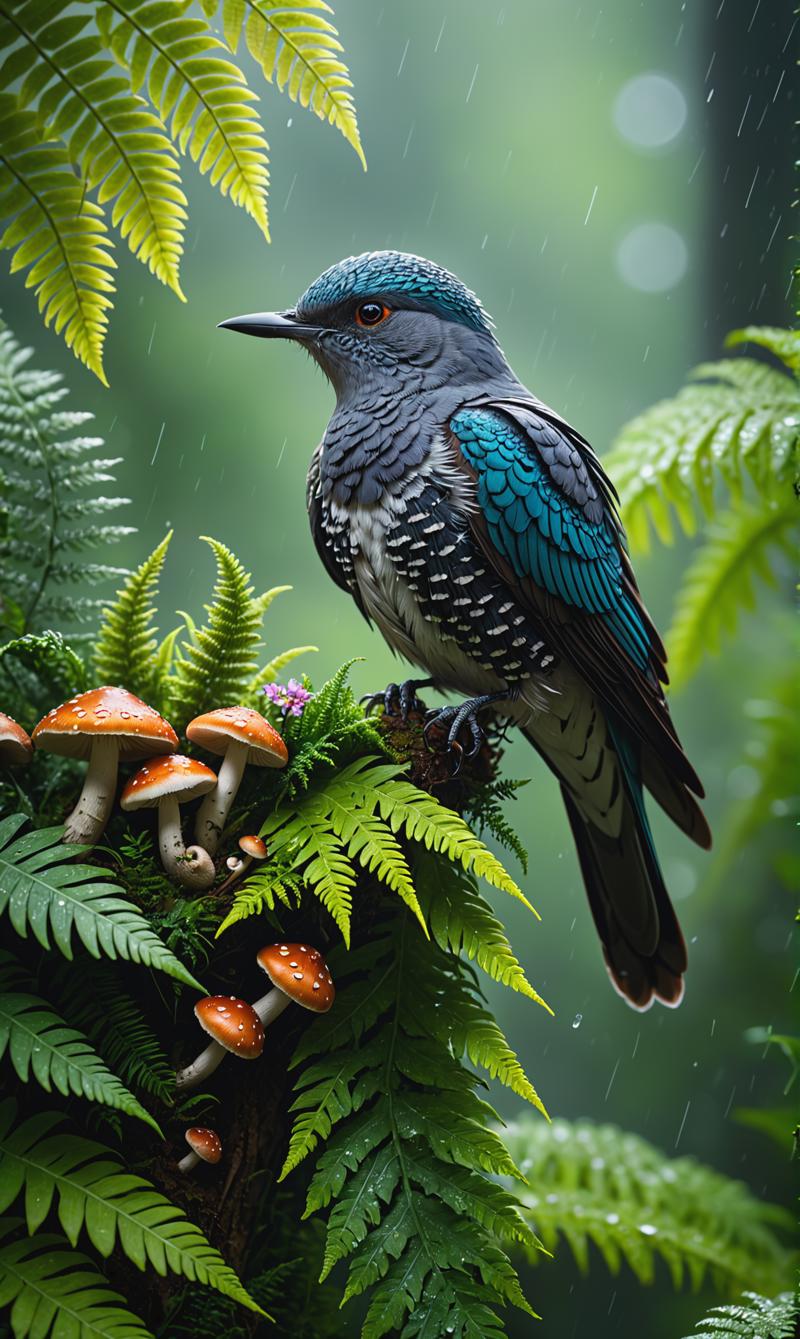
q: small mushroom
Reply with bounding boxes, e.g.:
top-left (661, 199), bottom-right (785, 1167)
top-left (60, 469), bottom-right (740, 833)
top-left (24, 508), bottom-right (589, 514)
top-left (120, 754), bottom-right (218, 889)
top-left (252, 942), bottom-right (335, 1027)
top-left (217, 834), bottom-right (269, 895)
top-left (0, 713), bottom-right (33, 768)
top-left (175, 994), bottom-right (265, 1091)
top-left (187, 707), bottom-right (287, 854)
top-left (178, 1126), bottom-right (222, 1173)
top-left (32, 687), bottom-right (178, 844)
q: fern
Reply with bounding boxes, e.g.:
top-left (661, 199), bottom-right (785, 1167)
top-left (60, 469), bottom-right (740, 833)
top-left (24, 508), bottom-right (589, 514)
top-left (0, 814), bottom-right (203, 991)
top-left (274, 658), bottom-right (383, 794)
top-left (54, 958), bottom-right (175, 1106)
top-left (0, 0), bottom-right (362, 378)
top-left (0, 967), bottom-right (161, 1133)
top-left (0, 1103), bottom-right (263, 1315)
top-left (93, 530), bottom-right (172, 702)
top-left (0, 319), bottom-right (131, 634)
top-left (463, 776), bottom-right (530, 874)
top-left (606, 325), bottom-right (799, 552)
top-left (683, 1291), bottom-right (798, 1339)
top-left (211, 0), bottom-right (365, 166)
top-left (167, 536), bottom-right (268, 730)
top-left (0, 1218), bottom-right (153, 1339)
top-left (282, 910), bottom-right (543, 1335)
top-left (666, 499), bottom-right (798, 689)
top-left (503, 1117), bottom-right (795, 1296)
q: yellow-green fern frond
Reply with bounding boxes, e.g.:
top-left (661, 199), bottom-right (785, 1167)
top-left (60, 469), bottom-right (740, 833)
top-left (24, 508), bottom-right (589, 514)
top-left (214, 0), bottom-right (365, 167)
top-left (667, 499), bottom-right (798, 690)
top-left (93, 530), bottom-right (173, 701)
top-left (1, 3), bottom-right (186, 296)
top-left (0, 100), bottom-right (115, 383)
top-left (98, 0), bottom-right (271, 239)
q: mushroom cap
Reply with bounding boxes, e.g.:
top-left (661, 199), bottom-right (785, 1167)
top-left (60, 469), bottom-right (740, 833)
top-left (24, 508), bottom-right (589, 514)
top-left (185, 1127), bottom-right (222, 1164)
top-left (120, 754), bottom-right (217, 809)
top-left (239, 834), bottom-right (268, 860)
top-left (186, 707), bottom-right (287, 769)
top-left (0, 713), bottom-right (33, 767)
top-left (32, 687), bottom-right (177, 761)
top-left (194, 995), bottom-right (265, 1058)
top-left (256, 943), bottom-right (335, 1013)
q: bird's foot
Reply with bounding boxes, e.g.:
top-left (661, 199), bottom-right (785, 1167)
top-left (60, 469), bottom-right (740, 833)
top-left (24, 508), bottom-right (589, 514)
top-left (423, 693), bottom-right (508, 773)
top-left (361, 677), bottom-right (434, 721)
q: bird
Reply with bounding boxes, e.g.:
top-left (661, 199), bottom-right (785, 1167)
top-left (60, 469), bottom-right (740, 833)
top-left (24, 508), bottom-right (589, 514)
top-left (219, 251), bottom-right (711, 1010)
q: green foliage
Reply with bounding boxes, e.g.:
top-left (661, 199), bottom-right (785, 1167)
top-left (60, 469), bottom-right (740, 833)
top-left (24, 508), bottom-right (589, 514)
top-left (272, 657), bottom-right (383, 794)
top-left (0, 969), bottom-right (161, 1134)
top-left (281, 909), bottom-right (545, 1337)
top-left (0, 814), bottom-right (203, 991)
top-left (93, 531), bottom-right (172, 700)
top-left (0, 320), bottom-right (131, 637)
top-left (503, 1117), bottom-right (795, 1296)
top-left (606, 326), bottom-right (798, 685)
top-left (463, 776), bottom-right (530, 875)
top-left (682, 1290), bottom-right (799, 1339)
top-left (0, 1218), bottom-right (152, 1339)
top-left (0, 1102), bottom-right (263, 1316)
top-left (0, 0), bottom-right (362, 379)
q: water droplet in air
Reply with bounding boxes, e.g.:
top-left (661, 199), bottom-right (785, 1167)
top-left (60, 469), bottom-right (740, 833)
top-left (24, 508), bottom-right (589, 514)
top-left (572, 1013), bottom-right (583, 1029)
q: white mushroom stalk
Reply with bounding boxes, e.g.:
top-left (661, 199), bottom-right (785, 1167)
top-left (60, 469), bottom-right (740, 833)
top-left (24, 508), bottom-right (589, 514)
top-left (194, 739), bottom-right (248, 854)
top-left (158, 798), bottom-right (216, 890)
top-left (187, 707), bottom-right (288, 856)
top-left (63, 735), bottom-right (120, 843)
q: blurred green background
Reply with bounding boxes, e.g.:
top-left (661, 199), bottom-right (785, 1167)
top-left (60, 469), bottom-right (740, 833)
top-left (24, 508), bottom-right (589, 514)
top-left (1, 1), bottom-right (795, 1333)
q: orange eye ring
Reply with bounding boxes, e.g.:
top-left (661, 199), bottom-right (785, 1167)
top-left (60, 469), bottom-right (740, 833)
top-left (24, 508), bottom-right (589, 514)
top-left (355, 301), bottom-right (391, 328)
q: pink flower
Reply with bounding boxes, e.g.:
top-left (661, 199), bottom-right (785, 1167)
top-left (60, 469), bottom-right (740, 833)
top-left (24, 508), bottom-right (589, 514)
top-left (263, 678), bottom-right (313, 717)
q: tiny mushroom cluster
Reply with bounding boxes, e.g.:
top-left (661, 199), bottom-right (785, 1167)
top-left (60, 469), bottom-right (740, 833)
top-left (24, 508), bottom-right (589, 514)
top-left (175, 942), bottom-right (335, 1092)
top-left (5, 685), bottom-right (288, 893)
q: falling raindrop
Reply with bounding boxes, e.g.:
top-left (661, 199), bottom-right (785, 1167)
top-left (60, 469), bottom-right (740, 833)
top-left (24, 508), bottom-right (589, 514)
top-left (572, 1013), bottom-right (583, 1029)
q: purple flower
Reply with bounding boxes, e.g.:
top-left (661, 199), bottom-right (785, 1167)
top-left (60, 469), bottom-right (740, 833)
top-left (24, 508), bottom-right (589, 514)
top-left (263, 677), bottom-right (313, 717)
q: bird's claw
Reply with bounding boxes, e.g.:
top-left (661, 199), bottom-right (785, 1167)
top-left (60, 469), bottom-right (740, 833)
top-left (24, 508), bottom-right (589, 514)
top-left (423, 701), bottom-right (487, 773)
top-left (361, 678), bottom-right (430, 720)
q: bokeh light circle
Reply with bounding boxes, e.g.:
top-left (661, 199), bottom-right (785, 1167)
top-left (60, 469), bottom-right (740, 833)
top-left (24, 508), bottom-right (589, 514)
top-left (616, 223), bottom-right (688, 292)
top-left (614, 72), bottom-right (687, 148)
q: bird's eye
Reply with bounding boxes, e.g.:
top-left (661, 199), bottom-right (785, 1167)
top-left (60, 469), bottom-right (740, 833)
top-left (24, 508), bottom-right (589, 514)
top-left (355, 301), bottom-right (390, 328)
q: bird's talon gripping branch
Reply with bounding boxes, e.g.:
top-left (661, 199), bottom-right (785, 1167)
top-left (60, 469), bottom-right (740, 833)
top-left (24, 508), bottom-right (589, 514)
top-left (361, 677), bottom-right (434, 720)
top-left (423, 693), bottom-right (508, 766)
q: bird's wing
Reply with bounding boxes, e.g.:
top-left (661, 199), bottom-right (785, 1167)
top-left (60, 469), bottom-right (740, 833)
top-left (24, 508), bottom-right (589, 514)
top-left (306, 442), bottom-right (368, 617)
top-left (450, 400), bottom-right (705, 800)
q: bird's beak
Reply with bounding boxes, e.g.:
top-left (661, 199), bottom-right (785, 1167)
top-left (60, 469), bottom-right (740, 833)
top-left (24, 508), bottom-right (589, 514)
top-left (217, 310), bottom-right (325, 340)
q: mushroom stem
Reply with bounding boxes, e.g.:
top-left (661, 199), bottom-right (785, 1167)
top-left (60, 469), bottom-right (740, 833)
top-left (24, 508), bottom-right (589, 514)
top-left (178, 1150), bottom-right (200, 1172)
top-left (252, 987), bottom-right (292, 1027)
top-left (194, 740), bottom-right (248, 855)
top-left (175, 1039), bottom-right (227, 1091)
top-left (63, 736), bottom-right (119, 844)
top-left (158, 799), bottom-right (215, 889)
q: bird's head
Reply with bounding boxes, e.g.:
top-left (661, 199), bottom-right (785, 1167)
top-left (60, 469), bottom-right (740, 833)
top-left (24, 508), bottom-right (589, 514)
top-left (219, 251), bottom-right (508, 400)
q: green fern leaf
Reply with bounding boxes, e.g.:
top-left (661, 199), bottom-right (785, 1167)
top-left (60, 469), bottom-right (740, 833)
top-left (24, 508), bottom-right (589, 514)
top-left (727, 325), bottom-right (800, 370)
top-left (217, 0), bottom-right (365, 166)
top-left (215, 866), bottom-right (302, 935)
top-left (0, 982), bottom-right (160, 1134)
top-left (97, 0), bottom-right (270, 239)
top-left (0, 1103), bottom-right (264, 1316)
top-left (247, 643), bottom-right (317, 699)
top-left (450, 1002), bottom-right (547, 1115)
top-left (0, 1218), bottom-right (153, 1339)
top-left (504, 1117), bottom-right (794, 1295)
top-left (0, 815), bottom-right (203, 991)
top-left (93, 531), bottom-right (173, 702)
top-left (605, 325), bottom-right (800, 552)
top-left (667, 499), bottom-right (799, 689)
top-left (0, 100), bottom-right (115, 383)
top-left (167, 536), bottom-right (267, 730)
top-left (1, 3), bottom-right (186, 296)
top-left (683, 1291), bottom-right (798, 1339)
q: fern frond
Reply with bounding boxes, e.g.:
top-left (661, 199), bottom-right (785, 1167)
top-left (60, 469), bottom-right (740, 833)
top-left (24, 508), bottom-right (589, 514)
top-left (283, 911), bottom-right (544, 1334)
top-left (0, 100), bottom-right (116, 382)
top-left (0, 1103), bottom-right (264, 1316)
top-left (0, 320), bottom-right (130, 633)
top-left (0, 814), bottom-right (203, 991)
top-left (504, 1117), bottom-right (794, 1295)
top-left (0, 1218), bottom-right (153, 1339)
top-left (667, 499), bottom-right (799, 689)
top-left (98, 0), bottom-right (270, 239)
top-left (215, 0), bottom-right (365, 166)
top-left (605, 325), bottom-right (800, 552)
top-left (683, 1291), bottom-right (798, 1339)
top-left (167, 536), bottom-right (266, 730)
top-left (93, 530), bottom-right (172, 702)
top-left (1, 2), bottom-right (186, 296)
top-left (0, 976), bottom-right (160, 1133)
top-left (216, 865), bottom-right (303, 935)
top-left (727, 325), bottom-right (800, 371)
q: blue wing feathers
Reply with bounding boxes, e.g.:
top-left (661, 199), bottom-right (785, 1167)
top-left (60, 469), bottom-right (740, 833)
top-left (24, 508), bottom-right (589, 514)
top-left (453, 406), bottom-right (652, 671)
